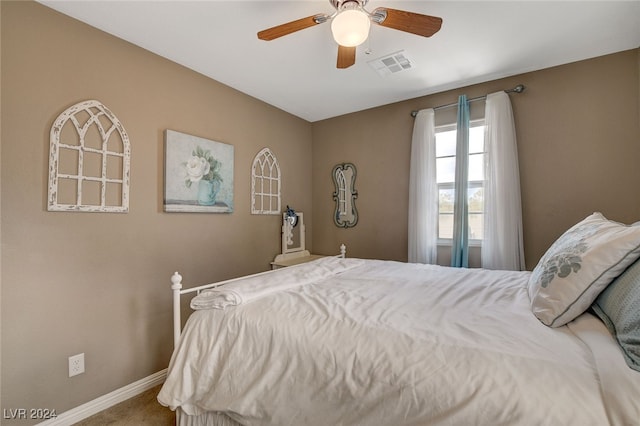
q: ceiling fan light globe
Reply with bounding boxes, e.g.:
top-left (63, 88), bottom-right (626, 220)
top-left (331, 10), bottom-right (370, 47)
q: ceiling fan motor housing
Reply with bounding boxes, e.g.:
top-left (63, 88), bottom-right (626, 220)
top-left (331, 0), bottom-right (369, 11)
top-left (329, 1), bottom-right (386, 25)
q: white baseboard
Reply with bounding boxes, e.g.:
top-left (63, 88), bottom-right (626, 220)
top-left (37, 368), bottom-right (167, 426)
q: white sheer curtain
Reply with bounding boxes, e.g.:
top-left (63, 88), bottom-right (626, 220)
top-left (408, 109), bottom-right (438, 264)
top-left (482, 91), bottom-right (526, 270)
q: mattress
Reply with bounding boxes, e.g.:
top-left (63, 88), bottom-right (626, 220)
top-left (158, 258), bottom-right (640, 425)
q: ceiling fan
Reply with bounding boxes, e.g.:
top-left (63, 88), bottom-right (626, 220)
top-left (257, 0), bottom-right (442, 69)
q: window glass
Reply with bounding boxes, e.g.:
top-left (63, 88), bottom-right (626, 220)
top-left (469, 126), bottom-right (485, 153)
top-left (468, 153), bottom-right (484, 181)
top-left (435, 129), bottom-right (456, 157)
top-left (436, 157), bottom-right (456, 183)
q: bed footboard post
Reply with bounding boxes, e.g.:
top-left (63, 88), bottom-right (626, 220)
top-left (340, 244), bottom-right (346, 258)
top-left (171, 272), bottom-right (183, 348)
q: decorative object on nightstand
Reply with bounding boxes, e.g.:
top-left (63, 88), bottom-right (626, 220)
top-left (271, 206), bottom-right (325, 269)
top-left (284, 205), bottom-right (298, 228)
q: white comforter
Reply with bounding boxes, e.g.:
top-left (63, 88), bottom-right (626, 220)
top-left (158, 258), bottom-right (640, 425)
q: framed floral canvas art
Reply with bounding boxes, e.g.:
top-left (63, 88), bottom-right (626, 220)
top-left (164, 130), bottom-right (234, 213)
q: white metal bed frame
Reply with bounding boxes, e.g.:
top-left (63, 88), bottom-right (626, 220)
top-left (170, 244), bottom-right (347, 347)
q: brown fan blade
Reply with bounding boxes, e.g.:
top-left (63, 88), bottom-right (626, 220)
top-left (372, 7), bottom-right (442, 38)
top-left (337, 45), bottom-right (356, 69)
top-left (258, 15), bottom-right (325, 41)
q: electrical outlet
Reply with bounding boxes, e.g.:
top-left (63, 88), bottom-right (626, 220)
top-left (68, 353), bottom-right (85, 377)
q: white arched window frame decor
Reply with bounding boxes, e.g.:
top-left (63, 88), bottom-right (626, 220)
top-left (251, 148), bottom-right (281, 214)
top-left (48, 100), bottom-right (131, 213)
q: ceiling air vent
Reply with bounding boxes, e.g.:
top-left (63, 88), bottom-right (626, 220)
top-left (367, 50), bottom-right (412, 77)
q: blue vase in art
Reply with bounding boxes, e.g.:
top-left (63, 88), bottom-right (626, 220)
top-left (197, 179), bottom-right (220, 206)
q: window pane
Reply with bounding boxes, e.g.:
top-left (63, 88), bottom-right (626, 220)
top-left (468, 153), bottom-right (484, 181)
top-left (468, 187), bottom-right (484, 213)
top-left (469, 213), bottom-right (484, 240)
top-left (436, 157), bottom-right (456, 183)
top-left (469, 126), bottom-right (485, 154)
top-left (439, 187), bottom-right (454, 239)
top-left (439, 213), bottom-right (453, 239)
top-left (439, 188), bottom-right (454, 213)
top-left (435, 130), bottom-right (456, 157)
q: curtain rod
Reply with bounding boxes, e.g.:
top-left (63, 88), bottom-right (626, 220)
top-left (410, 84), bottom-right (526, 117)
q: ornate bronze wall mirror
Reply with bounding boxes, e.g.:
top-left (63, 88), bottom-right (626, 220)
top-left (332, 163), bottom-right (358, 228)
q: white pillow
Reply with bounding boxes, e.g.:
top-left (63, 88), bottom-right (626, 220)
top-left (528, 212), bottom-right (640, 327)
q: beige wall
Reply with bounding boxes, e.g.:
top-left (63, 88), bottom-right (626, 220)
top-left (1, 2), bottom-right (313, 421)
top-left (0, 0), bottom-right (3, 413)
top-left (2, 0), bottom-right (640, 422)
top-left (312, 49), bottom-right (640, 268)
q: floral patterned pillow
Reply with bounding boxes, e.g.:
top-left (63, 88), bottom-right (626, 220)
top-left (528, 213), bottom-right (640, 327)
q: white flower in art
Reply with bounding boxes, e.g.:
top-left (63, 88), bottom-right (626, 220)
top-left (185, 156), bottom-right (211, 183)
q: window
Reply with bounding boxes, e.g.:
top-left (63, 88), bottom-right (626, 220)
top-left (435, 120), bottom-right (485, 241)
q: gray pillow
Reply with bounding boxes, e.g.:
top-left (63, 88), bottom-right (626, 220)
top-left (592, 258), bottom-right (640, 372)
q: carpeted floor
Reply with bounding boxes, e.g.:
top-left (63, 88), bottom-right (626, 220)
top-left (74, 384), bottom-right (175, 425)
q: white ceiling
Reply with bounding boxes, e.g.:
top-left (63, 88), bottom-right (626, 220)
top-left (38, 1), bottom-right (640, 122)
